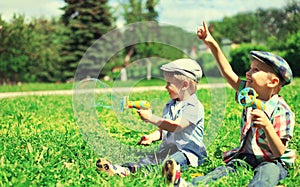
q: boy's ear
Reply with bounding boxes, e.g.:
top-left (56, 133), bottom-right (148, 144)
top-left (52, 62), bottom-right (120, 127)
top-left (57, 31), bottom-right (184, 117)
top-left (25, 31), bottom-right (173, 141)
top-left (182, 80), bottom-right (189, 90)
top-left (267, 76), bottom-right (280, 88)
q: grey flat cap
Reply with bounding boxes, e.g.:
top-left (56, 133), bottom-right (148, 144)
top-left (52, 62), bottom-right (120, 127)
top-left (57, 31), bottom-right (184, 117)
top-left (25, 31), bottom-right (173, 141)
top-left (160, 58), bottom-right (203, 82)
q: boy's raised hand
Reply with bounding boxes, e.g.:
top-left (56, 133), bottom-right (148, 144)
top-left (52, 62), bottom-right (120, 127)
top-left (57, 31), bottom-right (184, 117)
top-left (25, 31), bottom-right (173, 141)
top-left (197, 21), bottom-right (212, 42)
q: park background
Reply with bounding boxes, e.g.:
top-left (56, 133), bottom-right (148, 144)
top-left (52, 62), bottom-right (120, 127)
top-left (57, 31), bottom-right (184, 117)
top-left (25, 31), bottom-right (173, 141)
top-left (0, 0), bottom-right (299, 186)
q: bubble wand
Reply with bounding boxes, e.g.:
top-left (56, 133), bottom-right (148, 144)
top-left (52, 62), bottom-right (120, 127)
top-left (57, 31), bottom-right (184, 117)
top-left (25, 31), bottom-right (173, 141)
top-left (237, 87), bottom-right (266, 111)
top-left (120, 96), bottom-right (151, 111)
top-left (237, 87), bottom-right (266, 127)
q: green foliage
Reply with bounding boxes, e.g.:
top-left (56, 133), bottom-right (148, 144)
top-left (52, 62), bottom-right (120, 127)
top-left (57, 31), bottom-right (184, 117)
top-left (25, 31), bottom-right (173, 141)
top-left (281, 31), bottom-right (300, 77)
top-left (121, 0), bottom-right (159, 22)
top-left (265, 30), bottom-right (300, 77)
top-left (114, 0), bottom-right (199, 81)
top-left (132, 42), bottom-right (186, 62)
top-left (28, 18), bottom-right (66, 82)
top-left (210, 1), bottom-right (300, 45)
top-left (0, 1), bottom-right (299, 84)
top-left (229, 44), bottom-right (269, 76)
top-left (61, 0), bottom-right (116, 81)
top-left (270, 31), bottom-right (300, 77)
top-left (197, 53), bottom-right (218, 76)
top-left (158, 25), bottom-right (197, 54)
top-left (0, 15), bottom-right (64, 83)
top-left (0, 15), bottom-right (33, 83)
top-left (118, 0), bottom-right (161, 81)
top-left (211, 12), bottom-right (258, 43)
top-left (197, 1), bottom-right (300, 79)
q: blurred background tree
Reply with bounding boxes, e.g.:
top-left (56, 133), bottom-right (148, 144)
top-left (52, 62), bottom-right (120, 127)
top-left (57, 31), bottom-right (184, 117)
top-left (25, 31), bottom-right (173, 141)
top-left (0, 0), bottom-right (299, 83)
top-left (200, 0), bottom-right (300, 77)
top-left (60, 0), bottom-right (116, 81)
top-left (0, 15), bottom-right (64, 83)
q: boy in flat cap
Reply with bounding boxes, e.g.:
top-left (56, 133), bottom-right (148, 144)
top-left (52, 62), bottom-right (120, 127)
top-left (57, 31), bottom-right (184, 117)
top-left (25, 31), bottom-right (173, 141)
top-left (96, 59), bottom-right (207, 180)
top-left (164, 21), bottom-right (296, 187)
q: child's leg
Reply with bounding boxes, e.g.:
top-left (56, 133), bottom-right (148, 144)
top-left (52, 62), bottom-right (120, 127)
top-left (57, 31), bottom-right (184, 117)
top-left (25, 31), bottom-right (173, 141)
top-left (122, 153), bottom-right (161, 174)
top-left (247, 161), bottom-right (288, 187)
top-left (191, 165), bottom-right (233, 185)
top-left (162, 152), bottom-right (189, 186)
top-left (97, 156), bottom-right (154, 177)
top-left (96, 158), bottom-right (130, 177)
top-left (168, 151), bottom-right (189, 170)
top-left (192, 158), bottom-right (248, 185)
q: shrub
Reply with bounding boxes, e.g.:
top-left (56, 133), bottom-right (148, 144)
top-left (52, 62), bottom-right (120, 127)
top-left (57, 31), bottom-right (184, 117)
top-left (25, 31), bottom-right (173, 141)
top-left (229, 44), bottom-right (268, 76)
top-left (282, 31), bottom-right (300, 77)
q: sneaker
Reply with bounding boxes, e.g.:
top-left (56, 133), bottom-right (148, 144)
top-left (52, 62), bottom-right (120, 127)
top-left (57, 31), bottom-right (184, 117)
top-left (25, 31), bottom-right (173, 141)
top-left (162, 159), bottom-right (181, 186)
top-left (121, 162), bottom-right (139, 173)
top-left (96, 158), bottom-right (130, 177)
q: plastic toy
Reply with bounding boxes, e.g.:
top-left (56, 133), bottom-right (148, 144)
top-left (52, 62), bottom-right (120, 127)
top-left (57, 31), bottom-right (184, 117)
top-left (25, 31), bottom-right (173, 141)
top-left (237, 87), bottom-right (266, 111)
top-left (121, 96), bottom-right (151, 111)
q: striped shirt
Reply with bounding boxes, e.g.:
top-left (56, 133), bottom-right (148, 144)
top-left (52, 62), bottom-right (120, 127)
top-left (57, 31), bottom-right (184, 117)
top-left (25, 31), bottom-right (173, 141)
top-left (223, 81), bottom-right (296, 167)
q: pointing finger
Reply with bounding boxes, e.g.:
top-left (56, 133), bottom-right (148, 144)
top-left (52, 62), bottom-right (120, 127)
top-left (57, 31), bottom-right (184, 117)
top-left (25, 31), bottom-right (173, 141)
top-left (203, 20), bottom-right (207, 32)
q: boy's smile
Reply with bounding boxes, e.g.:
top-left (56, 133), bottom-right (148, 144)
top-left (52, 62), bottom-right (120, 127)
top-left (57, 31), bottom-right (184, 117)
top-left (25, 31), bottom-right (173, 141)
top-left (246, 59), bottom-right (278, 100)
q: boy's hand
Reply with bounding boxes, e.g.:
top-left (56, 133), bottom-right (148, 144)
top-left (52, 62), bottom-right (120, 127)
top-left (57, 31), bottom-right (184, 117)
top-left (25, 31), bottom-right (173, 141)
top-left (137, 135), bottom-right (152, 146)
top-left (137, 109), bottom-right (152, 122)
top-left (197, 21), bottom-right (213, 42)
top-left (251, 109), bottom-right (272, 129)
top-left (251, 109), bottom-right (287, 157)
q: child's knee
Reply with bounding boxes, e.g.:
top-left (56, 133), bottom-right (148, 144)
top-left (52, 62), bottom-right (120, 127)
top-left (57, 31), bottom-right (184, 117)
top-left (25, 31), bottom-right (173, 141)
top-left (255, 162), bottom-right (280, 175)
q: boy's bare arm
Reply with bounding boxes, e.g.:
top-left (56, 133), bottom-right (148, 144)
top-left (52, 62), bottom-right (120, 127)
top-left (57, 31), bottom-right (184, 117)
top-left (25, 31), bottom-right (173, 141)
top-left (138, 129), bottom-right (162, 145)
top-left (153, 117), bottom-right (190, 132)
top-left (137, 109), bottom-right (190, 132)
top-left (197, 21), bottom-right (241, 91)
top-left (251, 109), bottom-right (286, 157)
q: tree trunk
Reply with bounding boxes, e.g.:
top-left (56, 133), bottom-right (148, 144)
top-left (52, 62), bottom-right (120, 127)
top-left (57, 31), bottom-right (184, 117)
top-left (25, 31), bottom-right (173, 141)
top-left (122, 46), bottom-right (135, 81)
top-left (146, 58), bottom-right (151, 80)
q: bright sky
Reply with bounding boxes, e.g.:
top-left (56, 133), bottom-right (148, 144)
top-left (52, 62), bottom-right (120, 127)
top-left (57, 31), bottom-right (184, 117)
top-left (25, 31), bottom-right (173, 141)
top-left (0, 0), bottom-right (287, 32)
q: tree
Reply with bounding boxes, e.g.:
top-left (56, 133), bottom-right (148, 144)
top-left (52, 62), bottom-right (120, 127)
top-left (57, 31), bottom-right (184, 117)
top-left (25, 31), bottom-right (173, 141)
top-left (230, 44), bottom-right (268, 76)
top-left (0, 14), bottom-right (65, 83)
top-left (284, 0), bottom-right (300, 34)
top-left (210, 1), bottom-right (300, 45)
top-left (117, 0), bottom-right (159, 81)
top-left (0, 15), bottom-right (35, 83)
top-left (255, 1), bottom-right (300, 42)
top-left (210, 12), bottom-right (258, 44)
top-left (28, 18), bottom-right (66, 82)
top-left (61, 0), bottom-right (115, 81)
top-left (282, 31), bottom-right (300, 77)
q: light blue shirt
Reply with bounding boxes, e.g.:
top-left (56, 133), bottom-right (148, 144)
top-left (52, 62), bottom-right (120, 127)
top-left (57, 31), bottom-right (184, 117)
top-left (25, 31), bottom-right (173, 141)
top-left (157, 93), bottom-right (207, 166)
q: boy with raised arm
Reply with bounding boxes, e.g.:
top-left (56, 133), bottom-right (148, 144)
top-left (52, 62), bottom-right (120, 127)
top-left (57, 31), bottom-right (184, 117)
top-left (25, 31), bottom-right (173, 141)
top-left (166, 21), bottom-right (296, 187)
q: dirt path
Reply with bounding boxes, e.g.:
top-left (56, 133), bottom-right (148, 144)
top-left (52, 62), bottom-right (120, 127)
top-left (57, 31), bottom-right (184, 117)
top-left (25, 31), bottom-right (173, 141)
top-left (0, 83), bottom-right (228, 99)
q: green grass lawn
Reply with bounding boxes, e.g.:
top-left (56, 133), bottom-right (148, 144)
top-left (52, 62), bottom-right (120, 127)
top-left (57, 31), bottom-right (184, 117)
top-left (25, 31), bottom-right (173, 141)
top-left (0, 82), bottom-right (74, 93)
top-left (0, 79), bottom-right (165, 93)
top-left (0, 76), bottom-right (224, 93)
top-left (0, 79), bottom-right (299, 186)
